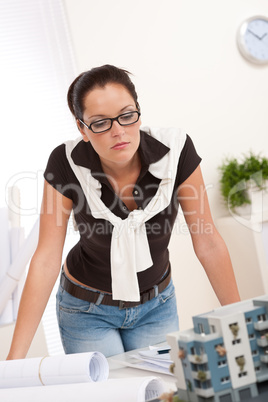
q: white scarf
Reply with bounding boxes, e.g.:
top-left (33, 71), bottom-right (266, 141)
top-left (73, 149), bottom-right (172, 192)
top-left (65, 127), bottom-right (186, 301)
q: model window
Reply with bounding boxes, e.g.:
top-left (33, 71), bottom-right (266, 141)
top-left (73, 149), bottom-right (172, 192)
top-left (221, 376), bottom-right (230, 384)
top-left (191, 363), bottom-right (197, 371)
top-left (239, 388), bottom-right (252, 400)
top-left (219, 394), bottom-right (232, 402)
top-left (198, 323), bottom-right (205, 334)
top-left (245, 317), bottom-right (252, 323)
top-left (257, 314), bottom-right (267, 322)
top-left (210, 325), bottom-right (216, 333)
top-left (215, 343), bottom-right (224, 349)
top-left (232, 339), bottom-right (241, 345)
top-left (194, 379), bottom-right (201, 388)
top-left (215, 344), bottom-right (227, 358)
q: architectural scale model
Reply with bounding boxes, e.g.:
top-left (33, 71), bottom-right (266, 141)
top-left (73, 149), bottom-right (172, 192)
top-left (167, 295), bottom-right (268, 402)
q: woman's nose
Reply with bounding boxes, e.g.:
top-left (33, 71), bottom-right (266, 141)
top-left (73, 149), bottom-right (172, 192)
top-left (110, 120), bottom-right (125, 136)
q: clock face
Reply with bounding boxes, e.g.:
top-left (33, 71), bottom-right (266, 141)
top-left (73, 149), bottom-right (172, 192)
top-left (237, 16), bottom-right (268, 64)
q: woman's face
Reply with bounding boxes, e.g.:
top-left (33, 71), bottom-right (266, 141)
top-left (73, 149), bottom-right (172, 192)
top-left (78, 83), bottom-right (141, 170)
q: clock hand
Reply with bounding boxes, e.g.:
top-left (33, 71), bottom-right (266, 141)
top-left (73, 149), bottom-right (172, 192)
top-left (260, 32), bottom-right (268, 41)
top-left (248, 29), bottom-right (262, 40)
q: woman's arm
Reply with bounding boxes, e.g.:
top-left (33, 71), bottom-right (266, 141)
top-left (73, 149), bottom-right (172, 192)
top-left (6, 181), bottom-right (73, 360)
top-left (178, 165), bottom-right (240, 305)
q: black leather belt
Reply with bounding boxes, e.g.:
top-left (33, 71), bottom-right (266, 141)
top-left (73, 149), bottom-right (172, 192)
top-left (60, 265), bottom-right (171, 309)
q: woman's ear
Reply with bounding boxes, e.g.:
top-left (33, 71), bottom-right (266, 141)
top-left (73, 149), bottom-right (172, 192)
top-left (76, 119), bottom-right (90, 142)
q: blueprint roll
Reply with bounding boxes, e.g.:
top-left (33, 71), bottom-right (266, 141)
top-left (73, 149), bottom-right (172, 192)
top-left (0, 376), bottom-right (165, 402)
top-left (0, 352), bottom-right (109, 388)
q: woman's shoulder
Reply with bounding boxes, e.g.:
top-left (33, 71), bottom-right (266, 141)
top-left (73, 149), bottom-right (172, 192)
top-left (45, 142), bottom-right (73, 173)
top-left (47, 143), bottom-right (67, 160)
top-left (44, 142), bottom-right (77, 187)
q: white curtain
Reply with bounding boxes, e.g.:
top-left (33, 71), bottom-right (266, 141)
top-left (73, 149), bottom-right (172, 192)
top-left (0, 0), bottom-right (78, 355)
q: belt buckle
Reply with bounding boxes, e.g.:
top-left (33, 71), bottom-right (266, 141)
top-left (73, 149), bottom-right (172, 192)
top-left (119, 300), bottom-right (140, 310)
top-left (119, 301), bottom-right (127, 310)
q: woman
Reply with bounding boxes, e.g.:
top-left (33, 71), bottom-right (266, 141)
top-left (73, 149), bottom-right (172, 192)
top-left (7, 65), bottom-right (240, 359)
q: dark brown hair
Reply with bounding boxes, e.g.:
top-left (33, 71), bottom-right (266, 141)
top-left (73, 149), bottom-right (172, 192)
top-left (67, 64), bottom-right (139, 121)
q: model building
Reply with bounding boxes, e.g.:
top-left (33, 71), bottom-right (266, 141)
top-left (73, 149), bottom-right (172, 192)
top-left (167, 295), bottom-right (268, 402)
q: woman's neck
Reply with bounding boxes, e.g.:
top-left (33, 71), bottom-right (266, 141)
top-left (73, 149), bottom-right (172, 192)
top-left (100, 152), bottom-right (141, 181)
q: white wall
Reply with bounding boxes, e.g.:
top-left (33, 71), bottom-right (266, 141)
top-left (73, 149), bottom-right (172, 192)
top-left (63, 0), bottom-right (268, 329)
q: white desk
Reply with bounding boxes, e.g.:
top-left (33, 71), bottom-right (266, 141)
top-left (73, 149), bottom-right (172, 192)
top-left (108, 349), bottom-right (177, 393)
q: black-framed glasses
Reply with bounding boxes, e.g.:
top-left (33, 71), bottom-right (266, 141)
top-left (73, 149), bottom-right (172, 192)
top-left (79, 111), bottom-right (141, 134)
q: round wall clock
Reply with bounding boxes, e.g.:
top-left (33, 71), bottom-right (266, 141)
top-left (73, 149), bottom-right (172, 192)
top-left (237, 16), bottom-right (268, 64)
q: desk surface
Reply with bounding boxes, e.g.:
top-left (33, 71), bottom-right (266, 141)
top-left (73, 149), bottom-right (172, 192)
top-left (108, 355), bottom-right (177, 388)
top-left (108, 351), bottom-right (177, 401)
top-left (108, 355), bottom-right (268, 402)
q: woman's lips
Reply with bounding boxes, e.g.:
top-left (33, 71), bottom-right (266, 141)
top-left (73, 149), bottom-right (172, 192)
top-left (111, 142), bottom-right (129, 150)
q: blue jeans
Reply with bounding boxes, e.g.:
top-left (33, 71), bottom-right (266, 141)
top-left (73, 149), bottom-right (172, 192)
top-left (56, 278), bottom-right (179, 357)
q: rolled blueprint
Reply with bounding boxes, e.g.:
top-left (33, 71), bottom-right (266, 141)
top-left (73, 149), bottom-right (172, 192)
top-left (0, 219), bottom-right (39, 315)
top-left (0, 352), bottom-right (109, 388)
top-left (0, 376), bottom-right (165, 402)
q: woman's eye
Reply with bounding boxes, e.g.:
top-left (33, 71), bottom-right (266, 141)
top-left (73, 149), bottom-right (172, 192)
top-left (93, 120), bottom-right (109, 129)
top-left (120, 112), bottom-right (135, 121)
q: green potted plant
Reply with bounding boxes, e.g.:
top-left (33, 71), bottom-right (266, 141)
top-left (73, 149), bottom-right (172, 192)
top-left (219, 152), bottom-right (268, 212)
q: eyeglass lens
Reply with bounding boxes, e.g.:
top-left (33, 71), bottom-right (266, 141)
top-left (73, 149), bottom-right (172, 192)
top-left (91, 111), bottom-right (139, 133)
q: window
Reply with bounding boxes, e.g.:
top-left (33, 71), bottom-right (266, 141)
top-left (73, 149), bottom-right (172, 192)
top-left (191, 363), bottom-right (198, 371)
top-left (249, 333), bottom-right (255, 340)
top-left (238, 372), bottom-right (248, 378)
top-left (201, 363), bottom-right (209, 371)
top-left (252, 350), bottom-right (258, 356)
top-left (239, 389), bottom-right (251, 400)
top-left (218, 360), bottom-right (227, 367)
top-left (211, 325), bottom-right (216, 333)
top-left (215, 343), bottom-right (226, 357)
top-left (257, 314), bottom-right (267, 322)
top-left (246, 317), bottom-right (252, 323)
top-left (232, 339), bottom-right (241, 345)
top-left (198, 323), bottom-right (205, 334)
top-left (219, 394), bottom-right (233, 402)
top-left (0, 0), bottom-right (77, 355)
top-left (215, 343), bottom-right (224, 349)
top-left (221, 376), bottom-right (230, 384)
